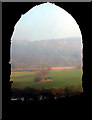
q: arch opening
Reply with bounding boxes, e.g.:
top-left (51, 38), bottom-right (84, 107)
top-left (10, 3), bottom-right (83, 101)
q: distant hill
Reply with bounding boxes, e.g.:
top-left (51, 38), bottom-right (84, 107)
top-left (10, 37), bottom-right (82, 70)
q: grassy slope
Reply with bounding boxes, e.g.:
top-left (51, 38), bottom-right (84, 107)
top-left (10, 69), bottom-right (83, 91)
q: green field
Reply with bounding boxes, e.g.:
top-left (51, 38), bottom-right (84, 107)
top-left (10, 69), bottom-right (83, 92)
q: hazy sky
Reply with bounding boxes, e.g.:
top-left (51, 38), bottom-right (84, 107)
top-left (11, 3), bottom-right (82, 41)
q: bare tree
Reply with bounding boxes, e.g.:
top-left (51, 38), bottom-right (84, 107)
top-left (76, 62), bottom-right (81, 69)
top-left (34, 73), bottom-right (42, 82)
top-left (34, 65), bottom-right (52, 82)
top-left (39, 65), bottom-right (51, 81)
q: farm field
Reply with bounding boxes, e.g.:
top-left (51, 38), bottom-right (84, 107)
top-left (10, 69), bottom-right (83, 92)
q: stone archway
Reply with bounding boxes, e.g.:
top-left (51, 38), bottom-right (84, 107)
top-left (3, 2), bottom-right (89, 104)
top-left (2, 2), bottom-right (90, 120)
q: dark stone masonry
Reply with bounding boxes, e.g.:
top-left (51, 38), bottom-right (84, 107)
top-left (2, 2), bottom-right (90, 120)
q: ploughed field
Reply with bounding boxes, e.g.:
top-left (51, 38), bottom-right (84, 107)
top-left (10, 68), bottom-right (83, 93)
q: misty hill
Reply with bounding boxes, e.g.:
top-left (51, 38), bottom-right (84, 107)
top-left (11, 37), bottom-right (82, 69)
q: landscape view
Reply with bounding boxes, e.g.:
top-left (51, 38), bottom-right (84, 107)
top-left (10, 3), bottom-right (83, 102)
